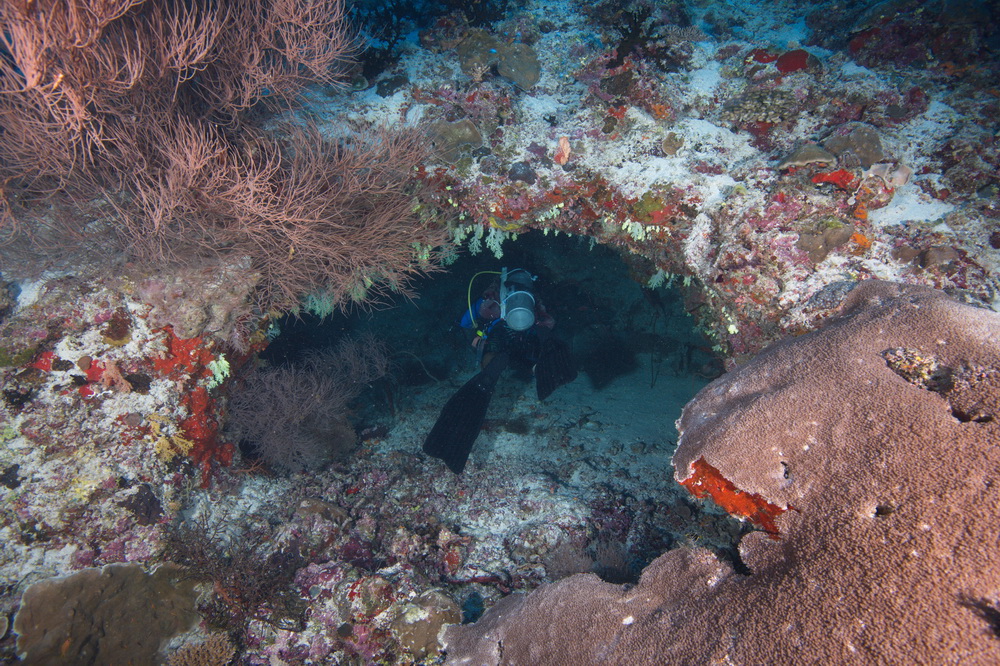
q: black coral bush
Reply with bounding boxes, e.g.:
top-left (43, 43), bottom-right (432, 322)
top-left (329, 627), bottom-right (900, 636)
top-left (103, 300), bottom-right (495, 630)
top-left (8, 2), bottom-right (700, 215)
top-left (227, 335), bottom-right (389, 473)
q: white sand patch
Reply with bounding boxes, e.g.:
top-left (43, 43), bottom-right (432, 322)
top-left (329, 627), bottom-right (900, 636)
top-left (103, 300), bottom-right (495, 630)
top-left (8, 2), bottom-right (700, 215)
top-left (869, 181), bottom-right (955, 230)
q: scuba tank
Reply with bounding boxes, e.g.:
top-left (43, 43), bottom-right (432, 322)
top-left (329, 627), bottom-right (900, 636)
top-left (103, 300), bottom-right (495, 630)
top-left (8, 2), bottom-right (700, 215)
top-left (499, 267), bottom-right (536, 331)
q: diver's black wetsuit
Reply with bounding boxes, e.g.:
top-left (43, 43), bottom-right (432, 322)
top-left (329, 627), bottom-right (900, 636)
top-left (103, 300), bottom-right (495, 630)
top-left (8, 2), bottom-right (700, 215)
top-left (422, 272), bottom-right (577, 474)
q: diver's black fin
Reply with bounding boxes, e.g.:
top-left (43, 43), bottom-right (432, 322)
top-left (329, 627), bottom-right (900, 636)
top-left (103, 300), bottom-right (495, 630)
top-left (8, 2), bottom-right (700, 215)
top-left (423, 353), bottom-right (509, 474)
top-left (535, 337), bottom-right (577, 400)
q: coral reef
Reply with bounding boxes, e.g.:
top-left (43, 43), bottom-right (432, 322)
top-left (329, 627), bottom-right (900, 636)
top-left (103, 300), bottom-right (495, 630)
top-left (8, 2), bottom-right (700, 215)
top-left (0, 240), bottom-right (732, 663)
top-left (1, 0), bottom-right (999, 662)
top-left (457, 29), bottom-right (541, 89)
top-left (443, 281), bottom-right (1000, 663)
top-left (165, 633), bottom-right (236, 666)
top-left (385, 0), bottom-right (999, 359)
top-left (163, 516), bottom-right (306, 635)
top-left (13, 563), bottom-right (199, 665)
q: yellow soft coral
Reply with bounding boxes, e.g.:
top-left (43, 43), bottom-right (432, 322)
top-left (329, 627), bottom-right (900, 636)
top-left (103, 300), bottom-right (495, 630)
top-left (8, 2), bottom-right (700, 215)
top-left (148, 415), bottom-right (195, 462)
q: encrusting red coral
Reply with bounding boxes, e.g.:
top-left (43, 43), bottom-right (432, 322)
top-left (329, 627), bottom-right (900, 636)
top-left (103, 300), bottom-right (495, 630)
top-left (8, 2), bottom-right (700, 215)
top-left (150, 326), bottom-right (232, 483)
top-left (811, 168), bottom-right (858, 190)
top-left (775, 49), bottom-right (811, 73)
top-left (152, 327), bottom-right (216, 379)
top-left (679, 457), bottom-right (786, 538)
top-left (180, 386), bottom-right (233, 484)
top-left (27, 350), bottom-right (54, 372)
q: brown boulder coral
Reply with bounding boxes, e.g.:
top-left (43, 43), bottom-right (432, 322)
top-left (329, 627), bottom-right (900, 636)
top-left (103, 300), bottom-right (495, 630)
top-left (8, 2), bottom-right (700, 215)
top-left (443, 281), bottom-right (1000, 664)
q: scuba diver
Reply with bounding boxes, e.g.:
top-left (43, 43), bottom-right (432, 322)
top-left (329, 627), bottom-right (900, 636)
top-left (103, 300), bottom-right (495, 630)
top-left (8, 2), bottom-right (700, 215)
top-left (423, 268), bottom-right (577, 474)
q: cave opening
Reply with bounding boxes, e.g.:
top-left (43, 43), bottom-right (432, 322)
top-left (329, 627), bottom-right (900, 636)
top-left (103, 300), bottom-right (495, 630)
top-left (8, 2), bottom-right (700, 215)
top-left (253, 231), bottom-right (749, 585)
top-left (266, 230), bottom-right (721, 412)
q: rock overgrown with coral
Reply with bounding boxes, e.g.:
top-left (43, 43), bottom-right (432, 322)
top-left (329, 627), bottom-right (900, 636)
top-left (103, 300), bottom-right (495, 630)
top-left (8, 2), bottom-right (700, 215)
top-left (443, 281), bottom-right (1000, 664)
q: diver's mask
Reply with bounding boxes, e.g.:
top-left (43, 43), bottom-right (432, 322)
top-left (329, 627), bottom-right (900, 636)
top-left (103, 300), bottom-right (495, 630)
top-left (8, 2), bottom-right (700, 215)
top-left (500, 268), bottom-right (536, 331)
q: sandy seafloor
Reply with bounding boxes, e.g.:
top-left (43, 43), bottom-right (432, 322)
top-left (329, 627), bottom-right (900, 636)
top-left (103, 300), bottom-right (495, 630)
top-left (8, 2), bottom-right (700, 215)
top-left (1, 0), bottom-right (998, 662)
